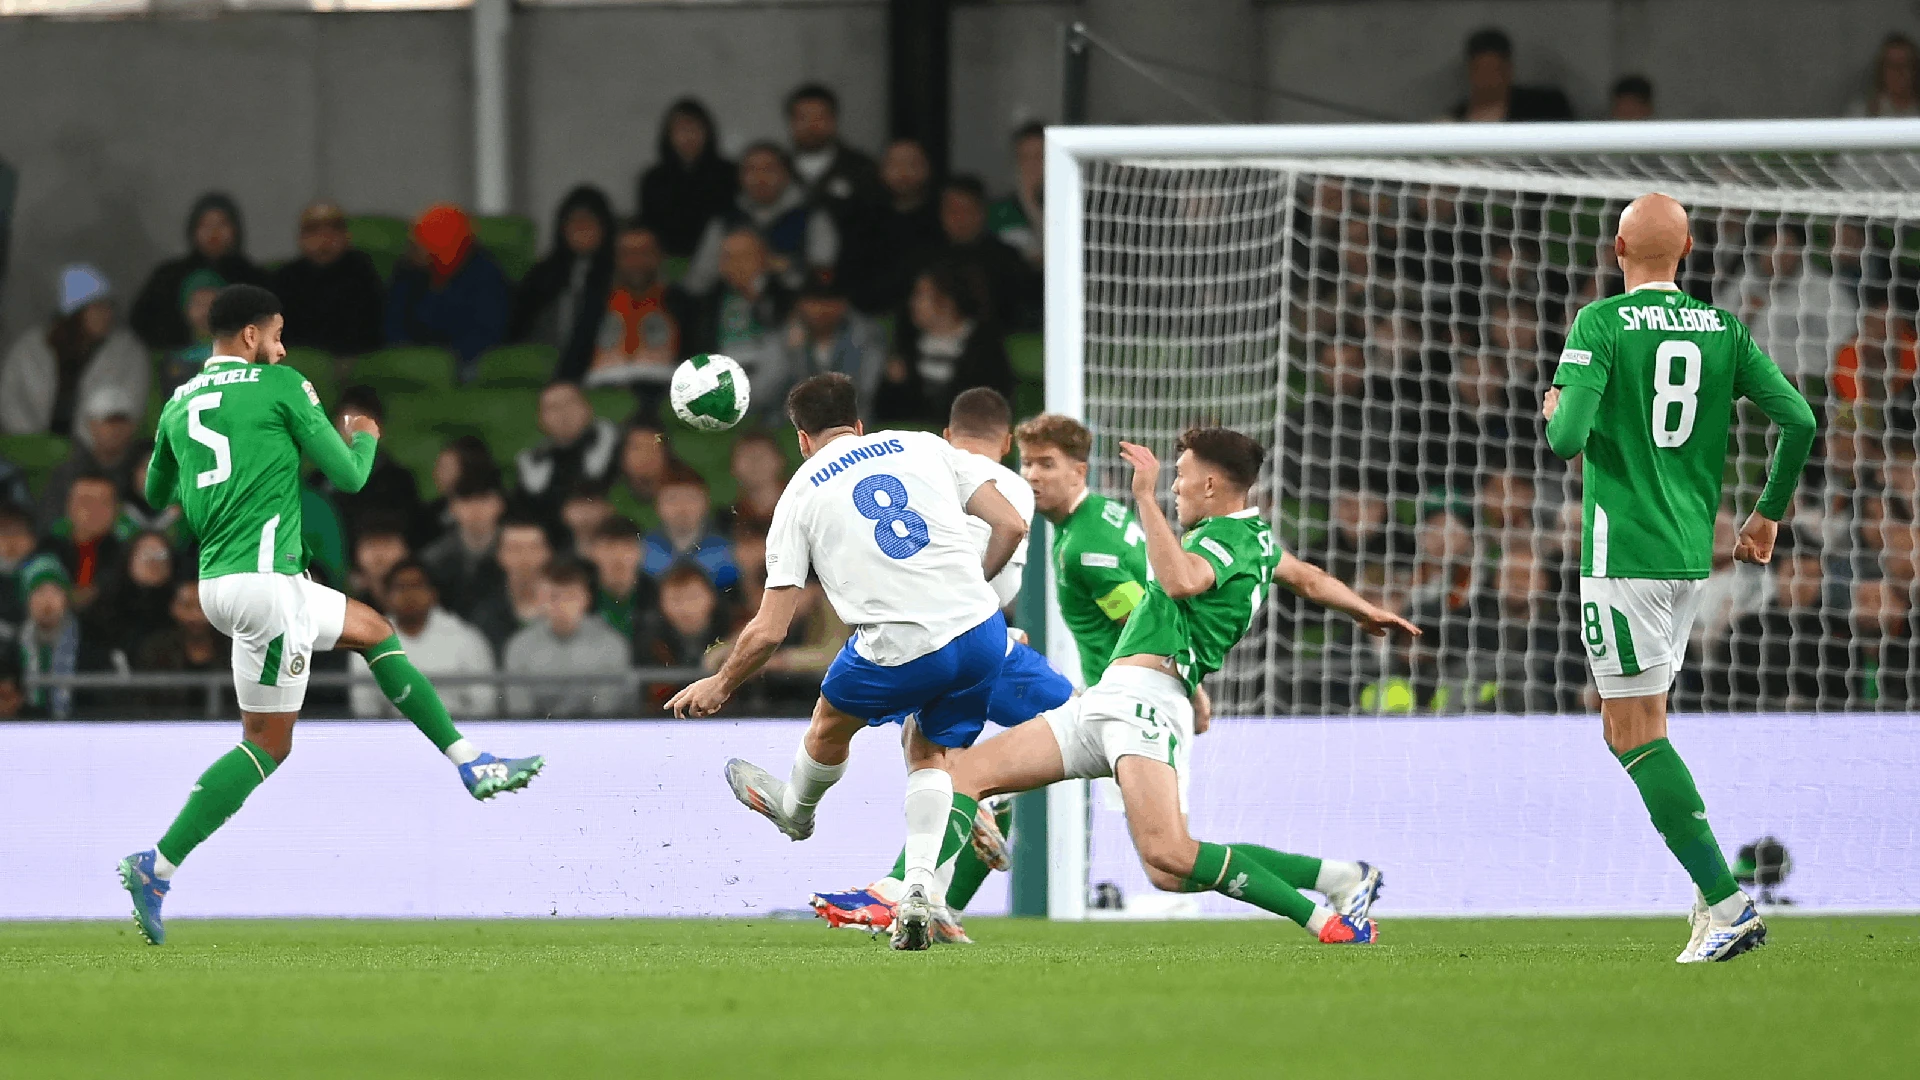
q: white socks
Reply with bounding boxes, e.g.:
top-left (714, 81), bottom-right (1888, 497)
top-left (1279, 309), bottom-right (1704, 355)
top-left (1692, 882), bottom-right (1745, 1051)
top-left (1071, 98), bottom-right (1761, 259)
top-left (782, 745), bottom-right (847, 822)
top-left (152, 850), bottom-right (178, 881)
top-left (1304, 907), bottom-right (1334, 935)
top-left (901, 768), bottom-right (954, 895)
top-left (444, 739), bottom-right (480, 766)
top-left (1314, 859), bottom-right (1365, 896)
top-left (1708, 891), bottom-right (1750, 925)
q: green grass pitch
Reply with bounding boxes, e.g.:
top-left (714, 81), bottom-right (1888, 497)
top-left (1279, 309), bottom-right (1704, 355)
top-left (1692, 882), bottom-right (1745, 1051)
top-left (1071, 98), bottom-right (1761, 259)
top-left (2, 917), bottom-right (1916, 1078)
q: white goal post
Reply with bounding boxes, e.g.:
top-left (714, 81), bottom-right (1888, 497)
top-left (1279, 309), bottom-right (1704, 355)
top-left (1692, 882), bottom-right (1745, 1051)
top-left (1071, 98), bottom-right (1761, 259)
top-left (1038, 120), bottom-right (1920, 921)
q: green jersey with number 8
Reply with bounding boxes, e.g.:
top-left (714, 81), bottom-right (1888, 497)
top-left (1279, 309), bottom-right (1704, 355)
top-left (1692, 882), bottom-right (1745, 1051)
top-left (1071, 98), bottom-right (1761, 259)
top-left (146, 356), bottom-right (376, 581)
top-left (1553, 284), bottom-right (1801, 580)
top-left (1109, 508), bottom-right (1280, 694)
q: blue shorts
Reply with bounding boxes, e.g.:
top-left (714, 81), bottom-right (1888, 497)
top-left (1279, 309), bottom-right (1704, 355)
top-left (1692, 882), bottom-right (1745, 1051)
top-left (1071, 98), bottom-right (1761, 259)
top-left (869, 640), bottom-right (1072, 736)
top-left (822, 611), bottom-right (1008, 749)
top-left (985, 641), bottom-right (1073, 728)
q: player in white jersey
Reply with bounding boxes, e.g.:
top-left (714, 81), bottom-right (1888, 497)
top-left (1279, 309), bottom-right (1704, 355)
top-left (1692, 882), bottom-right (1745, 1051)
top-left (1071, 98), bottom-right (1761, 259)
top-left (667, 373), bottom-right (1029, 951)
top-left (809, 389), bottom-right (1074, 944)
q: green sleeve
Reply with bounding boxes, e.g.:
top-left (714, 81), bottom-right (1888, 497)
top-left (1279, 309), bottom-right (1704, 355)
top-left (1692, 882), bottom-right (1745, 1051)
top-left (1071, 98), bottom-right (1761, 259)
top-left (1733, 331), bottom-right (1818, 520)
top-left (144, 426), bottom-right (180, 509)
top-left (1545, 384), bottom-right (1603, 460)
top-left (1552, 305), bottom-right (1614, 393)
top-left (284, 373), bottom-right (376, 494)
top-left (1186, 521), bottom-right (1246, 586)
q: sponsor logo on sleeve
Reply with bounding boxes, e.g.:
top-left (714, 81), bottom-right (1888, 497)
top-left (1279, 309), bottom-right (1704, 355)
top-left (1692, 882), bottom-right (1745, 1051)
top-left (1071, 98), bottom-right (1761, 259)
top-left (1080, 552), bottom-right (1120, 569)
top-left (1560, 348), bottom-right (1593, 366)
top-left (1198, 537), bottom-right (1234, 565)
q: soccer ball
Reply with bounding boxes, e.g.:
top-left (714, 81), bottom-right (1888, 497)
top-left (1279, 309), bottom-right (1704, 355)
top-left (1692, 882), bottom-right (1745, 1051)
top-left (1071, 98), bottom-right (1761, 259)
top-left (669, 354), bottom-right (751, 432)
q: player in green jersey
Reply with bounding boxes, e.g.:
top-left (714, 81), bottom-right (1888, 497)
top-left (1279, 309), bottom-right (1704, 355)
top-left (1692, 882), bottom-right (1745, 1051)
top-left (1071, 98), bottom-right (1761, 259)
top-left (116, 285), bottom-right (544, 946)
top-left (943, 427), bottom-right (1419, 941)
top-left (1018, 413), bottom-right (1150, 688)
top-left (1545, 193), bottom-right (1817, 964)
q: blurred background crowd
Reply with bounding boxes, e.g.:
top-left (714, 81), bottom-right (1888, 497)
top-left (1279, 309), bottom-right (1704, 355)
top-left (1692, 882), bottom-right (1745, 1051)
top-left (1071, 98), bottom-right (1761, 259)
top-left (2, 22), bottom-right (1919, 718)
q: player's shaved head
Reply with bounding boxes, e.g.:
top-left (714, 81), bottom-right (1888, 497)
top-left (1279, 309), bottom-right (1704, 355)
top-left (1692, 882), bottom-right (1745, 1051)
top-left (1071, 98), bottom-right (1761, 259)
top-left (1615, 193), bottom-right (1692, 273)
top-left (948, 387), bottom-right (1011, 440)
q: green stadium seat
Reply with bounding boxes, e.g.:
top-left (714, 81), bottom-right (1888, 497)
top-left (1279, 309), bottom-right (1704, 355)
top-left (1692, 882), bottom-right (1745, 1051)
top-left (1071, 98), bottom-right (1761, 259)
top-left (1006, 333), bottom-right (1044, 382)
top-left (282, 347), bottom-right (342, 409)
top-left (474, 343), bottom-right (558, 389)
top-left (666, 420), bottom-right (740, 503)
top-left (0, 433), bottom-right (72, 496)
top-left (347, 215), bottom-right (411, 281)
top-left (1014, 379), bottom-right (1045, 421)
top-left (474, 215), bottom-right (538, 281)
top-left (352, 346), bottom-right (457, 395)
top-left (587, 388), bottom-right (639, 425)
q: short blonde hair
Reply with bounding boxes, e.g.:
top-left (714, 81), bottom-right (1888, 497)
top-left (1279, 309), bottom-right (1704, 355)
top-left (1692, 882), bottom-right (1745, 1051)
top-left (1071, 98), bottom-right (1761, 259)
top-left (1014, 414), bottom-right (1093, 462)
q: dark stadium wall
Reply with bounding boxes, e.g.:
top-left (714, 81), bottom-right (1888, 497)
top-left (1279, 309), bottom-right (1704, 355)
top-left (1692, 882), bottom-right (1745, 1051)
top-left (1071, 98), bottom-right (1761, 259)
top-left (1260, 0), bottom-right (1915, 124)
top-left (0, 6), bottom-right (894, 339)
top-left (0, 0), bottom-right (1914, 337)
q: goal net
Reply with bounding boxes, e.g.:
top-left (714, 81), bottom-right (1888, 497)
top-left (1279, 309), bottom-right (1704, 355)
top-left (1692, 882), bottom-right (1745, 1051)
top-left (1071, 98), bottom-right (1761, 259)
top-left (1037, 122), bottom-right (1920, 918)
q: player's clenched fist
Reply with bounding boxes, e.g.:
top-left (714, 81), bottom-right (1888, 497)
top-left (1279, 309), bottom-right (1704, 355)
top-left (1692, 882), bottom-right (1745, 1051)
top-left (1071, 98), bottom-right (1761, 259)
top-left (666, 675), bottom-right (731, 718)
top-left (1541, 387), bottom-right (1560, 420)
top-left (1732, 511), bottom-right (1779, 565)
top-left (342, 413), bottom-right (381, 441)
top-left (1117, 441), bottom-right (1160, 504)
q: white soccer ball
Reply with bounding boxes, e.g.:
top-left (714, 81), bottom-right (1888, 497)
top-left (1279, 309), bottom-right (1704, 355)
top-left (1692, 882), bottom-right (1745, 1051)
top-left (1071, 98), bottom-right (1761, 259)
top-left (669, 354), bottom-right (751, 432)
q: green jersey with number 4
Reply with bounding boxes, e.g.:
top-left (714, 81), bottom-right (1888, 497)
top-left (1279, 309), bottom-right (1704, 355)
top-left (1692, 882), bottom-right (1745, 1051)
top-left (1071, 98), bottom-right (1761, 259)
top-left (1553, 285), bottom-right (1804, 579)
top-left (1109, 507), bottom-right (1280, 694)
top-left (1051, 492), bottom-right (1150, 686)
top-left (146, 356), bottom-right (376, 580)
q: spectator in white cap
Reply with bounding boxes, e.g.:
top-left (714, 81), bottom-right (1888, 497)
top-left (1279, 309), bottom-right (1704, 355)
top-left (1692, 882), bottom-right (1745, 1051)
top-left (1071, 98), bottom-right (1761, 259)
top-left (35, 383), bottom-right (144, 530)
top-left (0, 263), bottom-right (150, 440)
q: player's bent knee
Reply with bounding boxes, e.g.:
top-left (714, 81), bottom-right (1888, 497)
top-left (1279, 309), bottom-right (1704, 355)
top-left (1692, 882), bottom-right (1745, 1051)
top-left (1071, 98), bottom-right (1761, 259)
top-left (1143, 864), bottom-right (1189, 893)
top-left (1134, 832), bottom-right (1199, 882)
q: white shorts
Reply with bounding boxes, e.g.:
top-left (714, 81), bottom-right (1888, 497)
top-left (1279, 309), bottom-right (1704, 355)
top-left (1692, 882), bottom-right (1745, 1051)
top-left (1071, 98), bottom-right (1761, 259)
top-left (199, 573), bottom-right (348, 712)
top-left (1578, 577), bottom-right (1707, 699)
top-left (1044, 665), bottom-right (1194, 811)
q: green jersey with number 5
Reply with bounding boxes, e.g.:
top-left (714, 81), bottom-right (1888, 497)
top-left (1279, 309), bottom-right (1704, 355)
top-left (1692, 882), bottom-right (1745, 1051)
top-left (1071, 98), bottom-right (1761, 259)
top-left (1109, 508), bottom-right (1280, 694)
top-left (1553, 284), bottom-right (1798, 580)
top-left (146, 356), bottom-right (376, 580)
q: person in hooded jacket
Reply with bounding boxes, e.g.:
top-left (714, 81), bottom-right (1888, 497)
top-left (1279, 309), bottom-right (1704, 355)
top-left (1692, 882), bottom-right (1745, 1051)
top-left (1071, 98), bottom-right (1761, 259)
top-left (386, 204), bottom-right (511, 379)
top-left (510, 185), bottom-right (617, 380)
top-left (636, 99), bottom-right (738, 260)
top-left (0, 264), bottom-right (150, 438)
top-left (129, 192), bottom-right (270, 350)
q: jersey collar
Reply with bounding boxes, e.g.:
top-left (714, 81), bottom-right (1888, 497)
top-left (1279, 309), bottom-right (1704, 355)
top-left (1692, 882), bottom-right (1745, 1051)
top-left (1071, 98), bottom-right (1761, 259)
top-left (1064, 489), bottom-right (1093, 519)
top-left (1226, 507), bottom-right (1261, 519)
top-left (1627, 282), bottom-right (1681, 293)
top-left (201, 355), bottom-right (251, 370)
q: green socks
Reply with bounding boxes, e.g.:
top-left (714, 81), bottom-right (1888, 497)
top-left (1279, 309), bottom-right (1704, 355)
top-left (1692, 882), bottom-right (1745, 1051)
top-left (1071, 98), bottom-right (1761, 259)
top-left (1230, 845), bottom-right (1322, 891)
top-left (363, 635), bottom-right (463, 753)
top-left (1185, 841), bottom-right (1318, 926)
top-left (883, 794), bottom-right (1002, 911)
top-left (945, 800), bottom-right (1012, 911)
top-left (1618, 738), bottom-right (1740, 905)
top-left (939, 793), bottom-right (979, 866)
top-left (156, 742), bottom-right (278, 867)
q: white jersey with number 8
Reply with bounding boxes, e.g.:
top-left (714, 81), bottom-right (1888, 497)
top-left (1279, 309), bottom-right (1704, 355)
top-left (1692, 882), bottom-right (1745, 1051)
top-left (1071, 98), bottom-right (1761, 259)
top-left (765, 429), bottom-right (1003, 666)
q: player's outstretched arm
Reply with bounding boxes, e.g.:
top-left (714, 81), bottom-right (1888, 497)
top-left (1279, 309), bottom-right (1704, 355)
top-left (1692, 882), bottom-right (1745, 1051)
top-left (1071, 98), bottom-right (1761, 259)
top-left (1273, 552), bottom-right (1420, 638)
top-left (666, 585), bottom-right (805, 718)
top-left (1117, 441), bottom-right (1214, 598)
top-left (964, 480), bottom-right (1029, 581)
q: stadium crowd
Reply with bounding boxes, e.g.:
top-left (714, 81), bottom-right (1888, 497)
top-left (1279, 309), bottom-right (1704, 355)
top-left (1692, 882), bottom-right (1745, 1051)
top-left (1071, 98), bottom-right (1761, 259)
top-left (4, 24), bottom-right (1920, 720)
